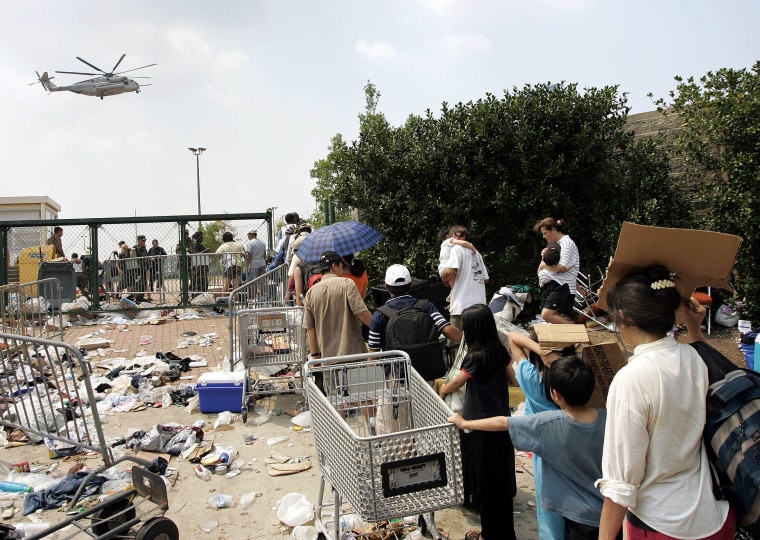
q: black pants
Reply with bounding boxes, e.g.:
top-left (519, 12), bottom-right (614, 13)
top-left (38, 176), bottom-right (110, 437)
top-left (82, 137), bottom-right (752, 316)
top-left (461, 429), bottom-right (516, 540)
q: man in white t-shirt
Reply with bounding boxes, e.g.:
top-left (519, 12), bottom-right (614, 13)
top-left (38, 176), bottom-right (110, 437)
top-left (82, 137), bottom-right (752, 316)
top-left (441, 226), bottom-right (489, 330)
top-left (243, 230), bottom-right (267, 282)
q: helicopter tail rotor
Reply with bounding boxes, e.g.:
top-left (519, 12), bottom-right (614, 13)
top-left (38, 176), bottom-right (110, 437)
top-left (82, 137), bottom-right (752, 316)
top-left (30, 71), bottom-right (58, 92)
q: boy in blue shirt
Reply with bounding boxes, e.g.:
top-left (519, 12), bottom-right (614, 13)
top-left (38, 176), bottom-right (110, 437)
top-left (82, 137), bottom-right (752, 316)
top-left (449, 355), bottom-right (617, 540)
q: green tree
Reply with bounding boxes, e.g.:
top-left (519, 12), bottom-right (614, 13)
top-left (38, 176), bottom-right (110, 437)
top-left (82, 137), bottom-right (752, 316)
top-left (654, 61), bottom-right (760, 320)
top-left (313, 81), bottom-right (689, 299)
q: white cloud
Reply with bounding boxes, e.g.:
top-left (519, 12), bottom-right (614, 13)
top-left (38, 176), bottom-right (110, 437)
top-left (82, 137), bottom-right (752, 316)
top-left (216, 49), bottom-right (248, 72)
top-left (432, 33), bottom-right (491, 57)
top-left (166, 26), bottom-right (212, 61)
top-left (354, 39), bottom-right (399, 60)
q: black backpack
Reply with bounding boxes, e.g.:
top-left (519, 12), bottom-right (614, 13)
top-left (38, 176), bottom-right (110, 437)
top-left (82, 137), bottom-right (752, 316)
top-left (378, 299), bottom-right (445, 381)
top-left (691, 341), bottom-right (760, 532)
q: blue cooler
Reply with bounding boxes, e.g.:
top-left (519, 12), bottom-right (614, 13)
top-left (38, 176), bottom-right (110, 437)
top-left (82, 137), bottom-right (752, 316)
top-left (196, 371), bottom-right (245, 414)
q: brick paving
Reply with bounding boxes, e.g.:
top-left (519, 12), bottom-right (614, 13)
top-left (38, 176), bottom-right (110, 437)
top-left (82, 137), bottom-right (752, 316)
top-left (61, 311), bottom-right (233, 371)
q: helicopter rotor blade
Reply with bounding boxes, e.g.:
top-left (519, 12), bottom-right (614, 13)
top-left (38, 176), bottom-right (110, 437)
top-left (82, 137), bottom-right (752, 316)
top-left (55, 70), bottom-right (100, 76)
top-left (130, 76), bottom-right (151, 79)
top-left (76, 57), bottom-right (106, 74)
top-left (115, 63), bottom-right (157, 75)
top-left (111, 54), bottom-right (126, 74)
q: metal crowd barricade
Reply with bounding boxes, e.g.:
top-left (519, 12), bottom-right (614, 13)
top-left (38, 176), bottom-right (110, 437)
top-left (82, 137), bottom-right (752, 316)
top-left (227, 264), bottom-right (290, 372)
top-left (237, 305), bottom-right (307, 423)
top-left (304, 351), bottom-right (463, 540)
top-left (102, 252), bottom-right (241, 307)
top-left (0, 332), bottom-right (179, 540)
top-left (0, 278), bottom-right (63, 340)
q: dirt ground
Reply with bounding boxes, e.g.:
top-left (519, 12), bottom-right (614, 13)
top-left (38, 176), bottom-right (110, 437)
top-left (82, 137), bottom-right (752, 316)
top-left (0, 313), bottom-right (747, 540)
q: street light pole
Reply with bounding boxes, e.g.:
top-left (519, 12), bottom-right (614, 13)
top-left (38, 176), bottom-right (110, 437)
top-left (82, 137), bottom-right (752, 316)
top-left (188, 147), bottom-right (207, 226)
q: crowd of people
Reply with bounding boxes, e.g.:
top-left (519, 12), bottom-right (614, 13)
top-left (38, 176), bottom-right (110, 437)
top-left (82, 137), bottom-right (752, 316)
top-left (298, 215), bottom-right (734, 540)
top-left (46, 215), bottom-right (736, 539)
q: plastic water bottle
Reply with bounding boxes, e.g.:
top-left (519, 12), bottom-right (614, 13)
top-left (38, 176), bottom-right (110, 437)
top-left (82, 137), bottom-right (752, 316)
top-left (0, 481), bottom-right (33, 493)
top-left (206, 494), bottom-right (234, 509)
top-left (239, 492), bottom-right (256, 509)
top-left (194, 464), bottom-right (211, 481)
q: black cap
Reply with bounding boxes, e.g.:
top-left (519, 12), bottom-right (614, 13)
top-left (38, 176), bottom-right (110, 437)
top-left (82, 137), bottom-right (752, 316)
top-left (319, 251), bottom-right (342, 269)
top-left (137, 235), bottom-right (146, 241)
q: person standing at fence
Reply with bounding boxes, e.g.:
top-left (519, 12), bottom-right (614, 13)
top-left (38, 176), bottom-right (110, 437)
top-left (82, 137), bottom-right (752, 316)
top-left (244, 230), bottom-right (267, 282)
top-left (117, 241), bottom-right (133, 292)
top-left (189, 231), bottom-right (210, 296)
top-left (147, 239), bottom-right (167, 294)
top-left (216, 232), bottom-right (245, 292)
top-left (533, 217), bottom-right (579, 324)
top-left (47, 226), bottom-right (66, 260)
top-left (303, 251), bottom-right (372, 361)
top-left (130, 235), bottom-right (149, 302)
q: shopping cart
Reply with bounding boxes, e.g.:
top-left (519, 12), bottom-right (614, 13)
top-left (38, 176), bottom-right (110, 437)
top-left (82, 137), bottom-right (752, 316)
top-left (0, 331), bottom-right (178, 540)
top-left (237, 306), bottom-right (307, 423)
top-left (227, 264), bottom-right (289, 372)
top-left (304, 351), bottom-right (463, 540)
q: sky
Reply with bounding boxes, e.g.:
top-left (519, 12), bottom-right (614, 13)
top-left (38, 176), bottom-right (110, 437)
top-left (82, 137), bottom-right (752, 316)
top-left (1, 0), bottom-right (758, 225)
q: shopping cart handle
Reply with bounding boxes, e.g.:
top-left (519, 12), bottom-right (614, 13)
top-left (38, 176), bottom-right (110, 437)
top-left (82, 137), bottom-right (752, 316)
top-left (303, 350), bottom-right (411, 375)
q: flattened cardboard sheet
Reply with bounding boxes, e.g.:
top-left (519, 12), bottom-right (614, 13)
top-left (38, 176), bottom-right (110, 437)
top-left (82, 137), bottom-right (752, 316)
top-left (582, 342), bottom-right (627, 409)
top-left (597, 222), bottom-right (742, 310)
top-left (533, 323), bottom-right (590, 353)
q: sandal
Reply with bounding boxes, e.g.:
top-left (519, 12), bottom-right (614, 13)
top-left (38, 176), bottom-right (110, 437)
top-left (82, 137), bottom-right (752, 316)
top-left (464, 532), bottom-right (481, 540)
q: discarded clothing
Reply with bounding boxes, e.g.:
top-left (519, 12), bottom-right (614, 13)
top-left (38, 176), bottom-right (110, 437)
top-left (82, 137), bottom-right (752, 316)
top-left (23, 471), bottom-right (108, 515)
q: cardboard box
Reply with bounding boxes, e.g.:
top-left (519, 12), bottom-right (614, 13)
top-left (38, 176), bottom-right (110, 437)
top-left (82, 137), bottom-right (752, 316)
top-left (196, 371), bottom-right (245, 414)
top-left (597, 222), bottom-right (742, 313)
top-left (533, 323), bottom-right (590, 353)
top-left (582, 342), bottom-right (627, 409)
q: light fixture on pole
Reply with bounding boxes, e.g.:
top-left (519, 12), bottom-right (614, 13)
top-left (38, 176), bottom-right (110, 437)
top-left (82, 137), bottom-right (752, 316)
top-left (188, 147), bottom-right (207, 226)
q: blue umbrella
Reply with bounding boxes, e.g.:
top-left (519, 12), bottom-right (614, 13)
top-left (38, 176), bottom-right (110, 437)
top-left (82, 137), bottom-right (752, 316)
top-left (295, 221), bottom-right (383, 263)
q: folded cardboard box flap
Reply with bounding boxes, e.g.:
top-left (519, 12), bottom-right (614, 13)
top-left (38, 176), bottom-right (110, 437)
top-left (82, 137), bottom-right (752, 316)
top-left (597, 222), bottom-right (742, 311)
top-left (533, 323), bottom-right (590, 353)
top-left (582, 342), bottom-right (627, 409)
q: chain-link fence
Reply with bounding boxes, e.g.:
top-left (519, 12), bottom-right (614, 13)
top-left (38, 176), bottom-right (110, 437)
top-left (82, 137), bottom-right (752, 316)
top-left (0, 212), bottom-right (273, 311)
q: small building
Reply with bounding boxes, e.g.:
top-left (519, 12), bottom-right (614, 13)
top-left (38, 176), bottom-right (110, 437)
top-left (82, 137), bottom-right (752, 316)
top-left (0, 196), bottom-right (61, 281)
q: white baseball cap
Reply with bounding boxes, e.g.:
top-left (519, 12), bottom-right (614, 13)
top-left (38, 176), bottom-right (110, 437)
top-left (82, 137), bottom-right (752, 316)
top-left (385, 264), bottom-right (411, 286)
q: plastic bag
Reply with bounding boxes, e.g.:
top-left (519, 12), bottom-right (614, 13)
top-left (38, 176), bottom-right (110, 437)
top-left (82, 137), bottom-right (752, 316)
top-left (277, 493), bottom-right (314, 526)
top-left (291, 411), bottom-right (312, 428)
top-left (443, 340), bottom-right (467, 413)
top-left (714, 304), bottom-right (740, 328)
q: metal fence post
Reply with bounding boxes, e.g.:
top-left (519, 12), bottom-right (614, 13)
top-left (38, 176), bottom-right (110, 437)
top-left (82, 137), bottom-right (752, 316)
top-left (178, 223), bottom-right (190, 307)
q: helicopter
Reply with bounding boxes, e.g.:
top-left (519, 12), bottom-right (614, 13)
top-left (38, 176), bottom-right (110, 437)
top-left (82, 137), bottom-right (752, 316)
top-left (32, 54), bottom-right (156, 99)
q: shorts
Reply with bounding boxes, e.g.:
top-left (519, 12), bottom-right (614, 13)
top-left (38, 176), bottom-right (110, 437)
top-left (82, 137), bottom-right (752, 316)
top-left (224, 266), bottom-right (241, 278)
top-left (540, 280), bottom-right (573, 316)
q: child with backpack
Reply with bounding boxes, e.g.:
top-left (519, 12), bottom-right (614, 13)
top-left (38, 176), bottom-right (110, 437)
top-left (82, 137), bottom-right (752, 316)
top-left (596, 265), bottom-right (734, 539)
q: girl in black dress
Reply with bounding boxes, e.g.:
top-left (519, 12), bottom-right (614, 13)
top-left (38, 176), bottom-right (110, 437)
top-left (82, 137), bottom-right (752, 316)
top-left (439, 303), bottom-right (516, 540)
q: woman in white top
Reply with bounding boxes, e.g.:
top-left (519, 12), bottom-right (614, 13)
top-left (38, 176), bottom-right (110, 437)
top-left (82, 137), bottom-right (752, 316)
top-left (597, 265), bottom-right (734, 540)
top-left (533, 217), bottom-right (579, 324)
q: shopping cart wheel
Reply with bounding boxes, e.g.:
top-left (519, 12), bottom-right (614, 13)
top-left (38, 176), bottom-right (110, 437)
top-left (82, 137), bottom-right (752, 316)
top-left (135, 517), bottom-right (179, 540)
top-left (241, 406), bottom-right (248, 424)
top-left (92, 497), bottom-right (136, 535)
